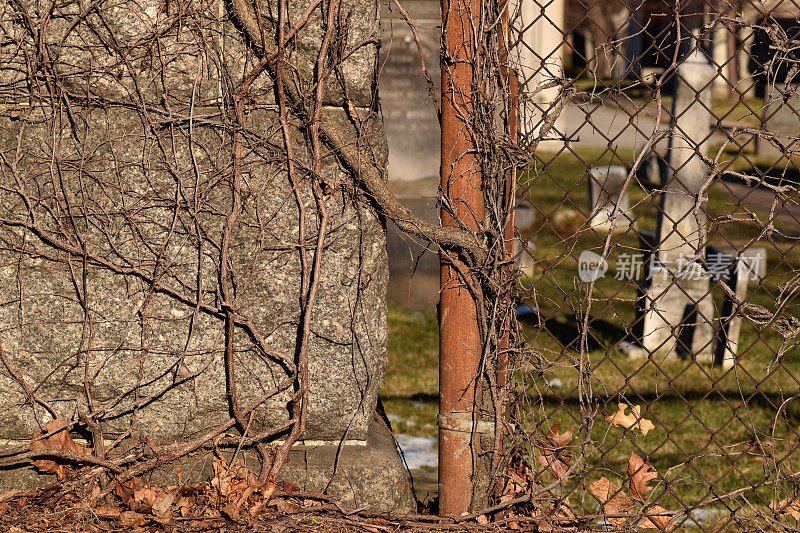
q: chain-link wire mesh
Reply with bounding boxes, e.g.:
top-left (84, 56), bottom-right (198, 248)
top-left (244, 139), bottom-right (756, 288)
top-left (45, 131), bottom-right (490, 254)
top-left (504, 0), bottom-right (800, 528)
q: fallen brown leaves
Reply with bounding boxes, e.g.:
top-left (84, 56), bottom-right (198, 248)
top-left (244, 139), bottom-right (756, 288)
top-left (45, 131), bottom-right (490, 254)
top-left (105, 457), bottom-right (311, 527)
top-left (590, 453), bottom-right (674, 531)
top-left (589, 476), bottom-right (636, 530)
top-left (28, 420), bottom-right (92, 479)
top-left (0, 489), bottom-right (29, 518)
top-left (535, 419), bottom-right (573, 481)
top-left (605, 403), bottom-right (656, 436)
top-left (771, 498), bottom-right (800, 521)
top-left (210, 458), bottom-right (282, 520)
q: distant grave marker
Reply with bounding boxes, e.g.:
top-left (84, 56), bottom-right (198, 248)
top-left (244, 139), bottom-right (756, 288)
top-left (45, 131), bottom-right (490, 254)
top-left (760, 83), bottom-right (800, 159)
top-left (636, 50), bottom-right (717, 361)
top-left (708, 246), bottom-right (767, 369)
top-left (379, 2), bottom-right (441, 309)
top-left (587, 165), bottom-right (632, 231)
top-left (379, 2), bottom-right (440, 183)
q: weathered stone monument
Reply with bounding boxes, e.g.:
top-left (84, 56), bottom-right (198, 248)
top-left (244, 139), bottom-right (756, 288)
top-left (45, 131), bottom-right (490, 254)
top-left (0, 0), bottom-right (413, 510)
top-left (634, 49), bottom-right (717, 361)
top-left (587, 166), bottom-right (632, 231)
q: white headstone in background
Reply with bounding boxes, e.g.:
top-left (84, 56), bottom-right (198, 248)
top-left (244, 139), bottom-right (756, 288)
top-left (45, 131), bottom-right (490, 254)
top-left (761, 83), bottom-right (800, 160)
top-left (513, 0), bottom-right (565, 148)
top-left (638, 49), bottom-right (717, 361)
top-left (587, 165), bottom-right (632, 231)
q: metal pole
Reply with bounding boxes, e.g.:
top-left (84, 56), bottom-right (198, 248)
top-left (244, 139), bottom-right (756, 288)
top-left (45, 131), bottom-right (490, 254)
top-left (439, 0), bottom-right (483, 517)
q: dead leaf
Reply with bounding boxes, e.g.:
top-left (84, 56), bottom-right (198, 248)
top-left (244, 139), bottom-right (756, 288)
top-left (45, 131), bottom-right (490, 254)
top-left (248, 499), bottom-right (270, 517)
top-left (500, 464), bottom-right (532, 503)
top-left (93, 507), bottom-right (121, 519)
top-left (589, 477), bottom-right (635, 530)
top-left (535, 419), bottom-right (573, 480)
top-left (639, 504), bottom-right (674, 531)
top-left (548, 420), bottom-right (573, 448)
top-left (476, 514), bottom-right (489, 525)
top-left (627, 453), bottom-right (659, 502)
top-left (28, 420), bottom-right (92, 479)
top-left (151, 493), bottom-right (176, 523)
top-left (89, 482), bottom-right (101, 502)
top-left (119, 510), bottom-right (148, 528)
top-left (604, 403), bottom-right (656, 436)
top-left (133, 486), bottom-right (160, 508)
top-left (0, 489), bottom-right (23, 503)
top-left (772, 498), bottom-right (800, 520)
top-left (221, 501), bottom-right (240, 521)
top-left (535, 452), bottom-right (571, 480)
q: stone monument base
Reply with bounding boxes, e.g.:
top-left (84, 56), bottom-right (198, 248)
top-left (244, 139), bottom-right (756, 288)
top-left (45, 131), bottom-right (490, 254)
top-left (279, 417), bottom-right (416, 513)
top-left (0, 416), bottom-right (416, 514)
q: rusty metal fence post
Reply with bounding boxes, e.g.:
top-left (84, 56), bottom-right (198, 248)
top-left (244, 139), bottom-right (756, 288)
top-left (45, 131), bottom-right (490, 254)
top-left (438, 0), bottom-right (484, 517)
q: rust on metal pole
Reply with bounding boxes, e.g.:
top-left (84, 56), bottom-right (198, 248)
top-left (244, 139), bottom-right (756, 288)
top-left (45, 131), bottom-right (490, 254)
top-left (438, 0), bottom-right (483, 517)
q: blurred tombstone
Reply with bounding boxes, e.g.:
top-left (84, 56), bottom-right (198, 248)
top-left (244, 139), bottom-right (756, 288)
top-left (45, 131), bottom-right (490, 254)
top-left (515, 198), bottom-right (536, 232)
top-left (760, 83), bottom-right (800, 160)
top-left (707, 246), bottom-right (767, 369)
top-left (635, 49), bottom-right (717, 361)
top-left (514, 239), bottom-right (536, 279)
top-left (587, 165), bottom-right (632, 231)
top-left (514, 198), bottom-right (536, 277)
top-left (379, 1), bottom-right (440, 184)
top-left (514, 0), bottom-right (566, 148)
top-left (379, 1), bottom-right (442, 310)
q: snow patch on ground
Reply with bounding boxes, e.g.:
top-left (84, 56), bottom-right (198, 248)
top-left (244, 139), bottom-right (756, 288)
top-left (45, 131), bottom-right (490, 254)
top-left (396, 434), bottom-right (437, 470)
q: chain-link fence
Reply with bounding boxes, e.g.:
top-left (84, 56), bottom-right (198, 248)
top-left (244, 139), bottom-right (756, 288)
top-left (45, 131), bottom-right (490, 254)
top-left (505, 0), bottom-right (800, 529)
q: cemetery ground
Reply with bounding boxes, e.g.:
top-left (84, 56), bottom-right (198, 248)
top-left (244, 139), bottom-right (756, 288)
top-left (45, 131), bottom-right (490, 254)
top-left (383, 145), bottom-right (800, 526)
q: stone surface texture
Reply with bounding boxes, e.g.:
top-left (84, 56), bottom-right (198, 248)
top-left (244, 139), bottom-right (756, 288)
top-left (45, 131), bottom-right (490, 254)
top-left (0, 0), bottom-right (390, 449)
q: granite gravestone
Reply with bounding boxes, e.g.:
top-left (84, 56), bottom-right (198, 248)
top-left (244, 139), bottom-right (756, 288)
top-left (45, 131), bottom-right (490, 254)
top-left (637, 49), bottom-right (717, 361)
top-left (587, 165), bottom-right (632, 231)
top-left (0, 0), bottom-right (413, 510)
